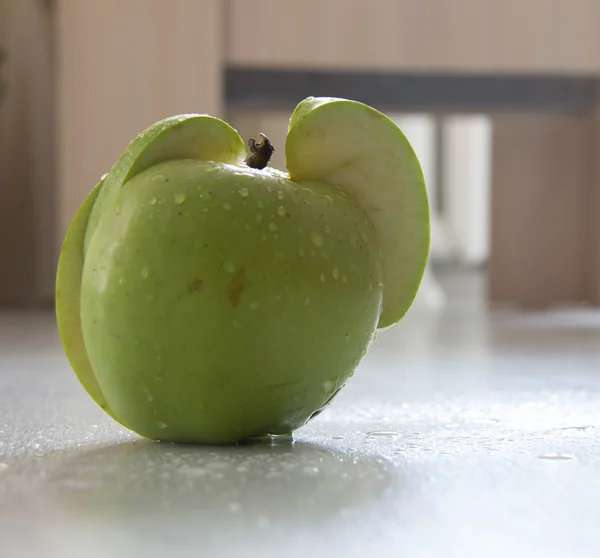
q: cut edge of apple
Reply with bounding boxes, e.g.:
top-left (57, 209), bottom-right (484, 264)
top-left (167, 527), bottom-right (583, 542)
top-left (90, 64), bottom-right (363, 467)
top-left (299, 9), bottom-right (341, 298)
top-left (286, 97), bottom-right (430, 328)
top-left (56, 114), bottom-right (248, 421)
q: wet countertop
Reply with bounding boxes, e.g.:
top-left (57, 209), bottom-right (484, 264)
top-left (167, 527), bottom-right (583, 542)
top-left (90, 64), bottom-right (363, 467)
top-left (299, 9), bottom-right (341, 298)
top-left (2, 277), bottom-right (600, 557)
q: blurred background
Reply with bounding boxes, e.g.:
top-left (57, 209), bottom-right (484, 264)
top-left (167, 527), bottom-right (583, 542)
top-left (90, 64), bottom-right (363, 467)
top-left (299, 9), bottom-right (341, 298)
top-left (3, 3), bottom-right (600, 556)
top-left (2, 0), bottom-right (600, 314)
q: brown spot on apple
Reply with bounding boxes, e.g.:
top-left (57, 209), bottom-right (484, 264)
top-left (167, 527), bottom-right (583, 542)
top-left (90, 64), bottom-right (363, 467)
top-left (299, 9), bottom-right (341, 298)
top-left (188, 278), bottom-right (203, 293)
top-left (226, 267), bottom-right (245, 307)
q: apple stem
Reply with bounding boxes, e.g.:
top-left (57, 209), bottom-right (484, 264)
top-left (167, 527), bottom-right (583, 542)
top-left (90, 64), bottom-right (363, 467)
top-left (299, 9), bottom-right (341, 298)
top-left (245, 133), bottom-right (274, 170)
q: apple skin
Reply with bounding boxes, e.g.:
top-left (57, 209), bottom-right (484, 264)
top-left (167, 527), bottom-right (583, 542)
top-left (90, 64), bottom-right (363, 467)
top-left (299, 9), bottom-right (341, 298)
top-left (80, 159), bottom-right (383, 444)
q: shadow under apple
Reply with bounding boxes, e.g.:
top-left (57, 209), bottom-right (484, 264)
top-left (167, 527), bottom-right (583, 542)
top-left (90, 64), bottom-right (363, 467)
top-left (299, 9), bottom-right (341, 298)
top-left (2, 438), bottom-right (396, 544)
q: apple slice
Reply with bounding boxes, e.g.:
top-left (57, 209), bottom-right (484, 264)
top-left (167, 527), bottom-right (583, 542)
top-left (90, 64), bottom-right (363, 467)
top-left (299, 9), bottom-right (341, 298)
top-left (55, 178), bottom-right (119, 419)
top-left (56, 115), bottom-right (247, 421)
top-left (286, 97), bottom-right (430, 328)
top-left (85, 115), bottom-right (247, 247)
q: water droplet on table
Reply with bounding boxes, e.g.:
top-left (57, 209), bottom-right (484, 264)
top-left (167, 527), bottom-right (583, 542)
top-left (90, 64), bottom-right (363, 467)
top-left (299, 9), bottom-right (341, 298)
top-left (229, 502), bottom-right (243, 513)
top-left (366, 430), bottom-right (401, 438)
top-left (538, 453), bottom-right (576, 461)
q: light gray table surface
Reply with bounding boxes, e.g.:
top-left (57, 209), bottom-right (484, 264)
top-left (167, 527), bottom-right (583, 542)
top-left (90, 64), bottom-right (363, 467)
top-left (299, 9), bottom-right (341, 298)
top-left (1, 274), bottom-right (600, 558)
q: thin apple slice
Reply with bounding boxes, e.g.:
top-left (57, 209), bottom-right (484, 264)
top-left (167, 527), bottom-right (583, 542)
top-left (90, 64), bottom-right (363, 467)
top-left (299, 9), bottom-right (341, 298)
top-left (111, 114), bottom-right (247, 186)
top-left (56, 115), bottom-right (247, 418)
top-left (286, 97), bottom-right (430, 328)
top-left (85, 115), bottom-right (247, 245)
top-left (55, 178), bottom-right (121, 419)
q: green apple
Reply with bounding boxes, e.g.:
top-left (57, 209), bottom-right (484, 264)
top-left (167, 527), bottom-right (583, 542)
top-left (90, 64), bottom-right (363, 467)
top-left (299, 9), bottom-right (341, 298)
top-left (56, 98), bottom-right (429, 445)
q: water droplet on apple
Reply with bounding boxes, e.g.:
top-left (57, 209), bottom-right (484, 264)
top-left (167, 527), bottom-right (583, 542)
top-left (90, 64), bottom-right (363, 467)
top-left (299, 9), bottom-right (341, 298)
top-left (268, 222), bottom-right (278, 232)
top-left (256, 213), bottom-right (263, 223)
top-left (277, 191), bottom-right (284, 200)
top-left (152, 174), bottom-right (167, 182)
top-left (324, 224), bottom-right (331, 235)
top-left (257, 200), bottom-right (265, 208)
top-left (156, 421), bottom-right (168, 429)
top-left (141, 267), bottom-right (150, 279)
top-left (118, 277), bottom-right (123, 284)
top-left (234, 170), bottom-right (254, 178)
top-left (342, 275), bottom-right (348, 283)
top-left (149, 197), bottom-right (157, 206)
top-left (332, 268), bottom-right (340, 279)
top-left (302, 187), bottom-right (315, 196)
top-left (324, 194), bottom-right (333, 204)
top-left (320, 273), bottom-right (326, 283)
top-left (275, 295), bottom-right (282, 301)
top-left (278, 177), bottom-right (287, 185)
top-left (223, 261), bottom-right (235, 273)
top-left (249, 301), bottom-right (259, 310)
top-left (174, 193), bottom-right (187, 205)
top-left (239, 187), bottom-right (249, 198)
top-left (204, 166), bottom-right (216, 173)
top-left (360, 232), bottom-right (368, 242)
top-left (303, 199), bottom-right (310, 205)
top-left (115, 201), bottom-right (122, 215)
top-left (223, 202), bottom-right (232, 210)
top-left (142, 386), bottom-right (154, 402)
top-left (344, 334), bottom-right (349, 341)
top-left (310, 231), bottom-right (323, 247)
top-left (277, 206), bottom-right (286, 217)
top-left (323, 380), bottom-right (336, 394)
